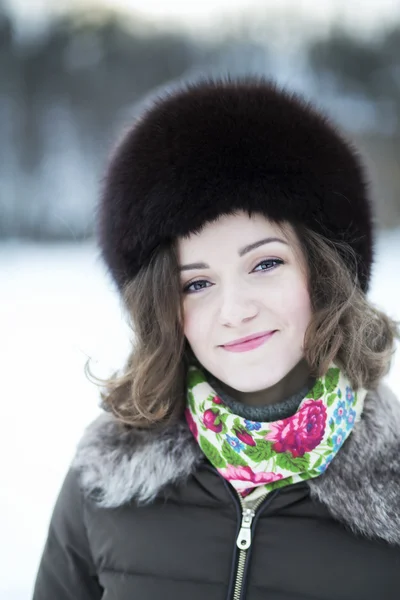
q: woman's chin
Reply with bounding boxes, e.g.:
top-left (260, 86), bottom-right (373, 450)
top-left (217, 373), bottom-right (282, 394)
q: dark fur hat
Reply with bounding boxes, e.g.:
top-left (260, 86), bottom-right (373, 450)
top-left (97, 77), bottom-right (374, 292)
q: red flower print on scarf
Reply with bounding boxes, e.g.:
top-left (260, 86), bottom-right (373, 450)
top-left (217, 465), bottom-right (283, 493)
top-left (212, 395), bottom-right (224, 404)
top-left (234, 427), bottom-right (256, 446)
top-left (203, 409), bottom-right (223, 433)
top-left (265, 399), bottom-right (327, 458)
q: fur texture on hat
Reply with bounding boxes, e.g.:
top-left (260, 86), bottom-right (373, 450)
top-left (97, 77), bottom-right (374, 292)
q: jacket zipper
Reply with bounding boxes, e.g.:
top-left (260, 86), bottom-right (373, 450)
top-left (232, 491), bottom-right (269, 600)
top-left (200, 463), bottom-right (280, 600)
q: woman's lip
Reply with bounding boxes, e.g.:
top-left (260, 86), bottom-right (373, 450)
top-left (222, 330), bottom-right (276, 347)
top-left (221, 331), bottom-right (277, 353)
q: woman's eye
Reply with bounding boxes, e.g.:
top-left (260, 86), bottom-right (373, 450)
top-left (253, 258), bottom-right (283, 272)
top-left (183, 260), bottom-right (283, 293)
top-left (183, 280), bottom-right (211, 294)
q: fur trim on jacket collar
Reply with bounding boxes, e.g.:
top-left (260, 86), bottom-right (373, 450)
top-left (73, 382), bottom-right (400, 546)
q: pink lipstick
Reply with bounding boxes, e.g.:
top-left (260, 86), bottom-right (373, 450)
top-left (222, 330), bottom-right (276, 353)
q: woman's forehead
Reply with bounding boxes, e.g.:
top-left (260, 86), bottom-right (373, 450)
top-left (176, 212), bottom-right (297, 257)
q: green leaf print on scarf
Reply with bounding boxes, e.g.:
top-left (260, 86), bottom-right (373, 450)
top-left (244, 439), bottom-right (274, 461)
top-left (275, 452), bottom-right (310, 472)
top-left (267, 476), bottom-right (294, 491)
top-left (313, 455), bottom-right (324, 470)
top-left (325, 367), bottom-right (340, 393)
top-left (307, 380), bottom-right (324, 399)
top-left (187, 368), bottom-right (206, 389)
top-left (199, 435), bottom-right (226, 468)
top-left (187, 390), bottom-right (196, 414)
top-left (221, 441), bottom-right (248, 466)
top-left (327, 393), bottom-right (337, 407)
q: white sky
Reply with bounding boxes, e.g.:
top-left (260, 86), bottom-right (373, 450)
top-left (5, 0), bottom-right (400, 35)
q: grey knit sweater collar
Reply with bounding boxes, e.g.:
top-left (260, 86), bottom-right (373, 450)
top-left (205, 371), bottom-right (316, 422)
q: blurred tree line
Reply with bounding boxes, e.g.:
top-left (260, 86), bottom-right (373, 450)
top-left (308, 26), bottom-right (400, 229)
top-left (0, 3), bottom-right (399, 240)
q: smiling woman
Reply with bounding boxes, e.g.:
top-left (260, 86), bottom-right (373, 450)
top-left (178, 212), bottom-right (312, 400)
top-left (33, 78), bottom-right (400, 600)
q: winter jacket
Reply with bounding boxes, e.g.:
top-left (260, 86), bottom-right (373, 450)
top-left (32, 382), bottom-right (400, 600)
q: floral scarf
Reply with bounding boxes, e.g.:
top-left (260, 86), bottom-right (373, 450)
top-left (185, 364), bottom-right (367, 497)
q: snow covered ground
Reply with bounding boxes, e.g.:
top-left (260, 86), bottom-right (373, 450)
top-left (1, 231), bottom-right (399, 600)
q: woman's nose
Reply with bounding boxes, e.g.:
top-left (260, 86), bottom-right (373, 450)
top-left (218, 289), bottom-right (259, 327)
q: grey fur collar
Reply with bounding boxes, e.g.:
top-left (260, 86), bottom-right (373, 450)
top-left (73, 382), bottom-right (400, 546)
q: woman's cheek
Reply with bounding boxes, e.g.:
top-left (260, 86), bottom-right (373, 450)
top-left (183, 303), bottom-right (200, 344)
top-left (186, 305), bottom-right (210, 353)
top-left (290, 284), bottom-right (312, 337)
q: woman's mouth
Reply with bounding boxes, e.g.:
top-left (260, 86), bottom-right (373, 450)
top-left (221, 330), bottom-right (277, 353)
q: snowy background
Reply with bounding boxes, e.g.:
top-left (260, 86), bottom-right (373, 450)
top-left (1, 230), bottom-right (399, 600)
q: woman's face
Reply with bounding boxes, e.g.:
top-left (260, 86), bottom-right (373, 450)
top-left (177, 211), bottom-right (312, 393)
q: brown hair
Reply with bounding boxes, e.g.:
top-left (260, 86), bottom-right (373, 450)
top-left (86, 223), bottom-right (399, 429)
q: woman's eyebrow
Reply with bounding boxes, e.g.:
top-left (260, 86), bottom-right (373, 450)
top-left (238, 237), bottom-right (288, 256)
top-left (179, 237), bottom-right (288, 271)
top-left (179, 262), bottom-right (208, 272)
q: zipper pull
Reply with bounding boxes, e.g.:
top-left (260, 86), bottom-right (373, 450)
top-left (236, 508), bottom-right (255, 550)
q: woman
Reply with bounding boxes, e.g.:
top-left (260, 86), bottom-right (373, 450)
top-left (33, 78), bottom-right (400, 600)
